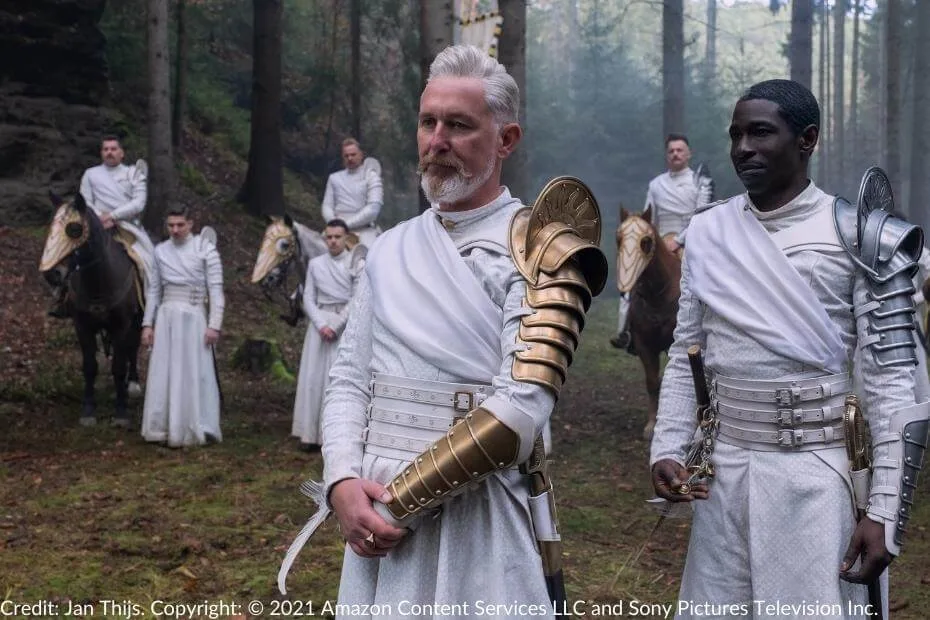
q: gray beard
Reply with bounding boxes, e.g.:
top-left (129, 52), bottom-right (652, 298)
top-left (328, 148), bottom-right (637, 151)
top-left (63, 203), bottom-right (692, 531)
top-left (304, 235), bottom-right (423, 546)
top-left (420, 157), bottom-right (495, 205)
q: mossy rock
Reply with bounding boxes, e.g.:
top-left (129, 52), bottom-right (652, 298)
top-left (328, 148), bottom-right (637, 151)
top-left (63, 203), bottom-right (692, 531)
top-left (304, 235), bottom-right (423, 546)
top-left (231, 338), bottom-right (295, 383)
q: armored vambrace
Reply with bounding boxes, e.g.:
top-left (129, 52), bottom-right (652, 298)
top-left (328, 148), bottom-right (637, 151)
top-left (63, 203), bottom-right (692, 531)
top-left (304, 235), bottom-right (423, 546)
top-left (374, 407), bottom-right (521, 525)
top-left (867, 400), bottom-right (930, 555)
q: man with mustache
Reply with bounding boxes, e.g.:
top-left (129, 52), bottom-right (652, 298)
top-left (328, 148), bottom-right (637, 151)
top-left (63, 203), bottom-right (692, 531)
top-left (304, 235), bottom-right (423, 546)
top-left (50, 135), bottom-right (156, 318)
top-left (321, 137), bottom-right (383, 247)
top-left (611, 133), bottom-right (713, 352)
top-left (277, 45), bottom-right (606, 615)
top-left (650, 79), bottom-right (930, 618)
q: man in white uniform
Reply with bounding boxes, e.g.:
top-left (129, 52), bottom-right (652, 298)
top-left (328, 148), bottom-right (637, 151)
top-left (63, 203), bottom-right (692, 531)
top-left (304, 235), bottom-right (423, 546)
top-left (50, 136), bottom-right (155, 317)
top-left (276, 45), bottom-right (607, 612)
top-left (321, 138), bottom-right (383, 247)
top-left (611, 134), bottom-right (712, 351)
top-left (141, 206), bottom-right (225, 448)
top-left (651, 80), bottom-right (930, 618)
top-left (292, 219), bottom-right (359, 452)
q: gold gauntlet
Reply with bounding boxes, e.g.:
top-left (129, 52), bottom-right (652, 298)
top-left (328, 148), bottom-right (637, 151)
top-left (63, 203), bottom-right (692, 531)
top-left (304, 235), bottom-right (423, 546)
top-left (510, 177), bottom-right (608, 394)
top-left (381, 407), bottom-right (520, 522)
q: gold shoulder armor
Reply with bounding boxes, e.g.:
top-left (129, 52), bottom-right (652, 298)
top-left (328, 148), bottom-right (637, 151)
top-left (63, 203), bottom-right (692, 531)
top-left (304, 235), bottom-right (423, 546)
top-left (509, 177), bottom-right (608, 394)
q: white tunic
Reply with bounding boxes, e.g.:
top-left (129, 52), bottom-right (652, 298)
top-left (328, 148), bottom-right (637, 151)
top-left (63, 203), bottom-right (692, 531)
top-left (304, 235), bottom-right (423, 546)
top-left (321, 164), bottom-right (383, 246)
top-left (643, 168), bottom-right (704, 244)
top-left (292, 250), bottom-right (355, 445)
top-left (141, 234), bottom-right (225, 447)
top-left (320, 188), bottom-right (555, 618)
top-left (80, 163), bottom-right (155, 282)
top-left (651, 182), bottom-right (920, 618)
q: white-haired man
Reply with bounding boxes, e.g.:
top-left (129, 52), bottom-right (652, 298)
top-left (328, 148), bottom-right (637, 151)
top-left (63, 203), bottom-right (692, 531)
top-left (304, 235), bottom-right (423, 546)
top-left (321, 138), bottom-right (383, 247)
top-left (278, 45), bottom-right (606, 614)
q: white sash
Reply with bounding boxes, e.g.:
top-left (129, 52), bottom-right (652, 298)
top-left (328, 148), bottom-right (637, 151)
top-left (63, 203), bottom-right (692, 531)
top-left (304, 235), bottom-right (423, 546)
top-left (312, 254), bottom-right (352, 303)
top-left (366, 211), bottom-right (503, 381)
top-left (652, 170), bottom-right (697, 216)
top-left (687, 197), bottom-right (847, 374)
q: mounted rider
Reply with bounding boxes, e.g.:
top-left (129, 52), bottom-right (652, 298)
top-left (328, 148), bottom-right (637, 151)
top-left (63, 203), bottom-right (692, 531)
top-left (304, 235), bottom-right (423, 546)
top-left (49, 135), bottom-right (155, 317)
top-left (321, 138), bottom-right (383, 248)
top-left (612, 133), bottom-right (713, 352)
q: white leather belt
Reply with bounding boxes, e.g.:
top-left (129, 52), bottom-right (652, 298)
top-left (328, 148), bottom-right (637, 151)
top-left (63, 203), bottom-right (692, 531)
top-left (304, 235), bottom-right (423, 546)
top-left (713, 372), bottom-right (852, 406)
top-left (717, 419), bottom-right (846, 449)
top-left (711, 371), bottom-right (851, 452)
top-left (162, 284), bottom-right (206, 305)
top-left (714, 400), bottom-right (846, 426)
top-left (362, 373), bottom-right (493, 461)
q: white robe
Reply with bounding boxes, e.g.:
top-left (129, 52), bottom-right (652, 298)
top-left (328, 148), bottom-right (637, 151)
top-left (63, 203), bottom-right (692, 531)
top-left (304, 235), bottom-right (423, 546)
top-left (292, 250), bottom-right (355, 445)
top-left (651, 182), bottom-right (921, 618)
top-left (320, 188), bottom-right (556, 618)
top-left (321, 164), bottom-right (383, 246)
top-left (141, 234), bottom-right (225, 447)
top-left (80, 163), bottom-right (155, 285)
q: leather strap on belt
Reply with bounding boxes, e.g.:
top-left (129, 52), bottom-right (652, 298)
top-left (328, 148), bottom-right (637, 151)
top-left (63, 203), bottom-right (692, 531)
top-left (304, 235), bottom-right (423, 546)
top-left (371, 381), bottom-right (490, 412)
top-left (717, 419), bottom-right (846, 449)
top-left (713, 373), bottom-right (851, 406)
top-left (714, 400), bottom-right (846, 427)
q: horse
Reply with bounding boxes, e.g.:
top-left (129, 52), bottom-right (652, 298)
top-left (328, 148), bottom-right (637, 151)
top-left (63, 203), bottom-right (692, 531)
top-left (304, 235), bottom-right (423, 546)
top-left (616, 207), bottom-right (681, 439)
top-left (251, 214), bottom-right (364, 325)
top-left (40, 192), bottom-right (143, 427)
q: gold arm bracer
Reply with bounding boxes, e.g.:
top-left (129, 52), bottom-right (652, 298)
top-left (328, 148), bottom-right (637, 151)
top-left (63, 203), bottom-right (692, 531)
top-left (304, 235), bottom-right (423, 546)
top-left (381, 407), bottom-right (520, 522)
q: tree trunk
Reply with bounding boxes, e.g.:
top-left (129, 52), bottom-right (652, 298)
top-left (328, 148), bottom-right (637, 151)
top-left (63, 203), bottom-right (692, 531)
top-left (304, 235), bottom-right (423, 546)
top-left (238, 0), bottom-right (284, 217)
top-left (816, 0), bottom-right (826, 187)
top-left (910, 0), bottom-right (930, 230)
top-left (145, 0), bottom-right (176, 232)
top-left (789, 0), bottom-right (813, 89)
top-left (705, 0), bottom-right (716, 83)
top-left (418, 0), bottom-right (453, 211)
top-left (832, 0), bottom-right (845, 191)
top-left (171, 0), bottom-right (188, 153)
top-left (850, 0), bottom-right (861, 174)
top-left (498, 0), bottom-right (528, 201)
top-left (662, 0), bottom-right (685, 138)
top-left (350, 0), bottom-right (361, 141)
top-left (823, 0), bottom-right (831, 191)
top-left (885, 0), bottom-right (902, 206)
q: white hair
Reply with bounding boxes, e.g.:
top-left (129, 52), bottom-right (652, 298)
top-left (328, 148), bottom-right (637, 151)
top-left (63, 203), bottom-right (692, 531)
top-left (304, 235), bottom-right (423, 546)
top-left (427, 45), bottom-right (520, 126)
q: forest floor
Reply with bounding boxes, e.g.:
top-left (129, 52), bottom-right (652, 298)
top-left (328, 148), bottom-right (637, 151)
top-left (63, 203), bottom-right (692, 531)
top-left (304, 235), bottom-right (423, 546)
top-left (2, 141), bottom-right (930, 618)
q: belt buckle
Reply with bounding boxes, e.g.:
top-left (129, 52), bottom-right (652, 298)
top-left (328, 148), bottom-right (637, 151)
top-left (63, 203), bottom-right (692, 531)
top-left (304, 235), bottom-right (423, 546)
top-left (775, 386), bottom-right (801, 406)
top-left (778, 428), bottom-right (804, 447)
top-left (777, 408), bottom-right (803, 427)
top-left (189, 288), bottom-right (201, 305)
top-left (453, 391), bottom-right (474, 413)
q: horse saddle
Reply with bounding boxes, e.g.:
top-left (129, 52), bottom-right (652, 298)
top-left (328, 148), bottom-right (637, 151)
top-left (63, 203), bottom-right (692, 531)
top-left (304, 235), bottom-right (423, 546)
top-left (113, 228), bottom-right (146, 310)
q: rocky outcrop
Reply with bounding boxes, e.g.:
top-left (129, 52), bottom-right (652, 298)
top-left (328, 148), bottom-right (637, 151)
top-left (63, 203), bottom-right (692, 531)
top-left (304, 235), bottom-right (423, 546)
top-left (0, 0), bottom-right (115, 226)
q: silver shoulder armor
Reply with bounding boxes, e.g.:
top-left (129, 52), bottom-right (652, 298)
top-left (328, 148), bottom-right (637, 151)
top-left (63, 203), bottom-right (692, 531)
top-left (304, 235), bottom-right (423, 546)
top-left (834, 169), bottom-right (925, 368)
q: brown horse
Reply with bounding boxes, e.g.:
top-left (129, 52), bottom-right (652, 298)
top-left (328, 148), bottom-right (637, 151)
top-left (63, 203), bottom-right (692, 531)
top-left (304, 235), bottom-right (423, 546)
top-left (616, 208), bottom-right (681, 439)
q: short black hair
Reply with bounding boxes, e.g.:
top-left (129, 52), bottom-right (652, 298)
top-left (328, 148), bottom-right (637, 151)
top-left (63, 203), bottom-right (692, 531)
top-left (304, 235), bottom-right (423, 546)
top-left (325, 218), bottom-right (349, 232)
top-left (737, 79), bottom-right (820, 136)
top-left (665, 133), bottom-right (690, 147)
top-left (101, 134), bottom-right (122, 146)
top-left (166, 205), bottom-right (191, 219)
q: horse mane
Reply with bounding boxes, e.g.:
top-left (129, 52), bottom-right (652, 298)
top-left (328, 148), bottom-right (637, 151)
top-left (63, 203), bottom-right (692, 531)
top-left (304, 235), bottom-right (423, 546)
top-left (290, 219), bottom-right (327, 265)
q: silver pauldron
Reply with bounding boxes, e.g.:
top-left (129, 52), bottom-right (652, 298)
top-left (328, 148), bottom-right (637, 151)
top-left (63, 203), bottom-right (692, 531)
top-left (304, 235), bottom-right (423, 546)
top-left (834, 167), bottom-right (925, 367)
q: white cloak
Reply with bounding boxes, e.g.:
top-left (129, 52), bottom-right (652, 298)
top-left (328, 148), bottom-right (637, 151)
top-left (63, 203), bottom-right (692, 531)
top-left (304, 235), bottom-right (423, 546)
top-left (292, 250), bottom-right (355, 445)
top-left (141, 234), bottom-right (225, 447)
